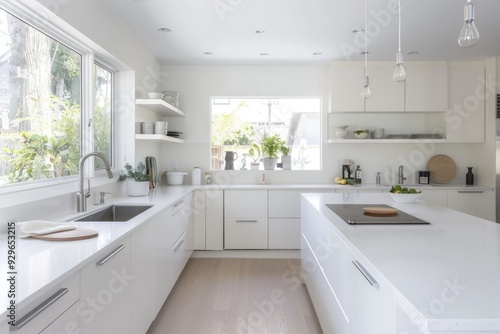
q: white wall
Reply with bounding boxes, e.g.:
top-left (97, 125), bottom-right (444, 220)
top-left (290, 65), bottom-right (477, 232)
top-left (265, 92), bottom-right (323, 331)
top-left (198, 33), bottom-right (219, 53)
top-left (160, 63), bottom-right (497, 186)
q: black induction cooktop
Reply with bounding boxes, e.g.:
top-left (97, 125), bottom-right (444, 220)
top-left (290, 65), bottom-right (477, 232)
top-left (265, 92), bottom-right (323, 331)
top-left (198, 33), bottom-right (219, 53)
top-left (326, 204), bottom-right (430, 225)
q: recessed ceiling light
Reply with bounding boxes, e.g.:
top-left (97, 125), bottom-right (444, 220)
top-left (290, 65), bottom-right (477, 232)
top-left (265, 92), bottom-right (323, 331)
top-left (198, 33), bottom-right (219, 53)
top-left (158, 27), bottom-right (171, 32)
top-left (352, 28), bottom-right (364, 34)
top-left (260, 53), bottom-right (269, 56)
top-left (313, 52), bottom-right (323, 56)
top-left (407, 51), bottom-right (420, 55)
top-left (255, 30), bottom-right (267, 34)
top-left (203, 52), bottom-right (213, 55)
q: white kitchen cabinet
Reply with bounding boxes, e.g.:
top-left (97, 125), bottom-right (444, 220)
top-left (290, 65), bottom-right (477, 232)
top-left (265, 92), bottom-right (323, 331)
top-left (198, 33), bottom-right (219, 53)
top-left (80, 237), bottom-right (131, 334)
top-left (8, 272), bottom-right (80, 334)
top-left (205, 187), bottom-right (224, 250)
top-left (268, 189), bottom-right (303, 249)
top-left (349, 260), bottom-right (395, 334)
top-left (171, 193), bottom-right (193, 277)
top-left (447, 189), bottom-right (495, 221)
top-left (224, 190), bottom-right (268, 249)
top-left (365, 64), bottom-right (405, 112)
top-left (405, 63), bottom-right (447, 112)
top-left (40, 302), bottom-right (79, 334)
top-left (131, 215), bottom-right (158, 334)
top-left (329, 64), bottom-right (365, 112)
top-left (446, 64), bottom-right (485, 143)
top-left (193, 189), bottom-right (206, 250)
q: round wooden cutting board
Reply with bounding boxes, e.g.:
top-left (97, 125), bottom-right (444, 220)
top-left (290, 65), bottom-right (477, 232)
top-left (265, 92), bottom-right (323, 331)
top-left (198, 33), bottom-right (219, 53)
top-left (31, 228), bottom-right (98, 241)
top-left (363, 207), bottom-right (398, 217)
top-left (427, 154), bottom-right (456, 184)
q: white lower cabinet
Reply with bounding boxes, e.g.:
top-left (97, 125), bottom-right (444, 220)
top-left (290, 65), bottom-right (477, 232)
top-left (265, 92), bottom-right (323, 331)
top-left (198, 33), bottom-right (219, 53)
top-left (269, 218), bottom-right (300, 249)
top-left (447, 189), bottom-right (495, 221)
top-left (6, 272), bottom-right (80, 334)
top-left (80, 237), bottom-right (131, 334)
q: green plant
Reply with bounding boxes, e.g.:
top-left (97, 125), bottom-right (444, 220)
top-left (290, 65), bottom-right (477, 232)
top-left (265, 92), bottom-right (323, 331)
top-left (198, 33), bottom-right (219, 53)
top-left (280, 143), bottom-right (291, 156)
top-left (261, 134), bottom-right (286, 160)
top-left (117, 162), bottom-right (151, 182)
top-left (248, 143), bottom-right (262, 162)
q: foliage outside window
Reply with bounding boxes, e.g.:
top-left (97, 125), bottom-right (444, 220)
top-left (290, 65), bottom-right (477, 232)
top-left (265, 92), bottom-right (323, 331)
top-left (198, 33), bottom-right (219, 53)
top-left (0, 8), bottom-right (113, 186)
top-left (211, 98), bottom-right (321, 170)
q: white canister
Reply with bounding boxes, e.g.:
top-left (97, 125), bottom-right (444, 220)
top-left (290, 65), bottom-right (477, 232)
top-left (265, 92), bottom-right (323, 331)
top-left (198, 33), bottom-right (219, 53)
top-left (192, 167), bottom-right (201, 185)
top-left (154, 121), bottom-right (167, 135)
top-left (141, 122), bottom-right (154, 134)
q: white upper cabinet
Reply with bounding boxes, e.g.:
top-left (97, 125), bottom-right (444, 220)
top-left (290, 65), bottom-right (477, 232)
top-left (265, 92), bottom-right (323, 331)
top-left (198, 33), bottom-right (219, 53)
top-left (330, 65), bottom-right (365, 112)
top-left (446, 63), bottom-right (485, 143)
top-left (405, 62), bottom-right (448, 112)
top-left (365, 64), bottom-right (404, 112)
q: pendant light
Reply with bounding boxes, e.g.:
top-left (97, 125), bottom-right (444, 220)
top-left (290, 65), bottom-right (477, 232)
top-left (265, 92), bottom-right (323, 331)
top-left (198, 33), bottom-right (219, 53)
top-left (458, 0), bottom-right (479, 48)
top-left (393, 0), bottom-right (406, 82)
top-left (361, 0), bottom-right (371, 99)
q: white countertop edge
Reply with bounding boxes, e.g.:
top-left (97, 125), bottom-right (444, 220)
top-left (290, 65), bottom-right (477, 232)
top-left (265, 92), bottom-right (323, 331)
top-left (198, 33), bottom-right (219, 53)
top-left (195, 183), bottom-right (494, 190)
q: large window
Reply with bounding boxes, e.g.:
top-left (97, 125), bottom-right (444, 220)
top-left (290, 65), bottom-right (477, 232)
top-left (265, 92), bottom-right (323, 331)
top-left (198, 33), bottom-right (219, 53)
top-left (211, 98), bottom-right (321, 170)
top-left (0, 8), bottom-right (112, 186)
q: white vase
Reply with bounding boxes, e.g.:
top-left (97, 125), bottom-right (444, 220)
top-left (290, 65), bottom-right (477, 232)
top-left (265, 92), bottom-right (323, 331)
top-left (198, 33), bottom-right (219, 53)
top-left (282, 155), bottom-right (292, 170)
top-left (250, 162), bottom-right (260, 170)
top-left (126, 180), bottom-right (150, 197)
top-left (263, 158), bottom-right (277, 170)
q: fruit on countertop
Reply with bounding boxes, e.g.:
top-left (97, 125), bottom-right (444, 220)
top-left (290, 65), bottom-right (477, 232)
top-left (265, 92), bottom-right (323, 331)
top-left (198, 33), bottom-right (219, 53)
top-left (389, 185), bottom-right (422, 194)
top-left (335, 177), bottom-right (354, 185)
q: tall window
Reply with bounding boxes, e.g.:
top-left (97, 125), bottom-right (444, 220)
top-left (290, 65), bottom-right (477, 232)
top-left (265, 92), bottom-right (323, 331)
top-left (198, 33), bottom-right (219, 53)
top-left (211, 98), bottom-right (321, 170)
top-left (0, 8), bottom-right (113, 186)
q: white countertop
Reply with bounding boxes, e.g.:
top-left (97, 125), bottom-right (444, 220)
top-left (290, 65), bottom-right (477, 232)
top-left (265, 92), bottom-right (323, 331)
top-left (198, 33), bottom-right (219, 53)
top-left (303, 192), bottom-right (500, 331)
top-left (0, 185), bottom-right (195, 322)
top-left (200, 183), bottom-right (493, 190)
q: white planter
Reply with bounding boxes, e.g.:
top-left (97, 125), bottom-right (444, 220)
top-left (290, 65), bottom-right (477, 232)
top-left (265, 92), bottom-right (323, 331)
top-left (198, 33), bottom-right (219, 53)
top-left (250, 162), bottom-right (260, 170)
top-left (282, 155), bottom-right (292, 170)
top-left (126, 180), bottom-right (150, 197)
top-left (263, 158), bottom-right (277, 170)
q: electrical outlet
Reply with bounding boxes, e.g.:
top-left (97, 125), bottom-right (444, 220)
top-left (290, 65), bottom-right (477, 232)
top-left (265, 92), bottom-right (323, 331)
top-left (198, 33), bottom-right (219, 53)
top-left (172, 161), bottom-right (178, 171)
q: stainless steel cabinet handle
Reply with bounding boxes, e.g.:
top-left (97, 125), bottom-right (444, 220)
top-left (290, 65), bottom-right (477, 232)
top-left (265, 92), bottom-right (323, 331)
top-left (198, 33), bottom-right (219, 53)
top-left (11, 288), bottom-right (69, 330)
top-left (174, 200), bottom-right (184, 208)
top-left (173, 239), bottom-right (185, 253)
top-left (236, 219), bottom-right (258, 223)
top-left (457, 190), bottom-right (484, 194)
top-left (352, 260), bottom-right (379, 288)
top-left (97, 244), bottom-right (125, 266)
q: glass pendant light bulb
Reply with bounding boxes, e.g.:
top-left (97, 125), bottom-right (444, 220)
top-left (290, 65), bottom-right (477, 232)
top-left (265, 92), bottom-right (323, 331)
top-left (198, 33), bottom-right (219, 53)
top-left (361, 76), bottom-right (371, 99)
top-left (393, 51), bottom-right (407, 82)
top-left (458, 0), bottom-right (479, 48)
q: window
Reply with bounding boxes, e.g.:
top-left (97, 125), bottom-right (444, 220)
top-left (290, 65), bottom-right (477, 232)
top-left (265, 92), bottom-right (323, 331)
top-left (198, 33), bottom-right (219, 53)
top-left (211, 98), bottom-right (321, 170)
top-left (0, 7), bottom-right (113, 186)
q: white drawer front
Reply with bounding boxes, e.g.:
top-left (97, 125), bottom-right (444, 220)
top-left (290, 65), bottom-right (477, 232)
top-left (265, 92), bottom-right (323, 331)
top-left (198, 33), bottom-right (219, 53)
top-left (224, 190), bottom-right (267, 219)
top-left (224, 218), bottom-right (268, 249)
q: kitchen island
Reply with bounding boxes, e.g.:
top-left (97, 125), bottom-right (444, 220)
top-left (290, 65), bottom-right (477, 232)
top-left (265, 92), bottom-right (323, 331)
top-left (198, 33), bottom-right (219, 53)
top-left (301, 192), bottom-right (500, 334)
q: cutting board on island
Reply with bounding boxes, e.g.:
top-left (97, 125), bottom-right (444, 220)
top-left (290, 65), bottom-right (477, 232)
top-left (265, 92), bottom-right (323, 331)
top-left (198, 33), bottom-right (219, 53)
top-left (31, 228), bottom-right (98, 241)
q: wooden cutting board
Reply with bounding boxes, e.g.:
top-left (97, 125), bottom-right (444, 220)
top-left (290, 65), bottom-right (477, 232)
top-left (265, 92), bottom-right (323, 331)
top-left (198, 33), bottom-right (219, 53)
top-left (31, 228), bottom-right (98, 241)
top-left (363, 207), bottom-right (398, 217)
top-left (427, 154), bottom-right (456, 184)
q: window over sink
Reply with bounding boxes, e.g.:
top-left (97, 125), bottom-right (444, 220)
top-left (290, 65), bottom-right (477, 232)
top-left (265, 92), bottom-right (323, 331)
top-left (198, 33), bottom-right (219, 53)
top-left (211, 97), bottom-right (321, 170)
top-left (0, 7), bottom-right (114, 186)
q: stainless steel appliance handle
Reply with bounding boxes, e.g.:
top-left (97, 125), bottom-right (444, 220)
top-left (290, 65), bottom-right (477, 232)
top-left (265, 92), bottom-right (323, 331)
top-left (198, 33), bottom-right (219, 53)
top-left (11, 288), bottom-right (69, 330)
top-left (352, 260), bottom-right (379, 288)
top-left (97, 244), bottom-right (126, 266)
top-left (174, 200), bottom-right (184, 208)
top-left (457, 190), bottom-right (484, 194)
top-left (236, 220), bottom-right (258, 223)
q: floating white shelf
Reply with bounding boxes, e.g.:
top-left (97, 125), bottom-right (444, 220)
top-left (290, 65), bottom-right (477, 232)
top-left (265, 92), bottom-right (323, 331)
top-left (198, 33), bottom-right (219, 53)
top-left (135, 99), bottom-right (185, 117)
top-left (135, 134), bottom-right (185, 144)
top-left (327, 138), bottom-right (448, 144)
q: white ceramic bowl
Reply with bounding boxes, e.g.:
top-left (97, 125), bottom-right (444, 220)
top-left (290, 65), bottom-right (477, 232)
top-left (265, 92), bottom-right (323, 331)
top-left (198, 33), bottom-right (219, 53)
top-left (353, 130), bottom-right (369, 139)
top-left (335, 130), bottom-right (348, 139)
top-left (336, 125), bottom-right (348, 130)
top-left (389, 192), bottom-right (423, 203)
top-left (147, 92), bottom-right (163, 99)
top-left (166, 172), bottom-right (187, 185)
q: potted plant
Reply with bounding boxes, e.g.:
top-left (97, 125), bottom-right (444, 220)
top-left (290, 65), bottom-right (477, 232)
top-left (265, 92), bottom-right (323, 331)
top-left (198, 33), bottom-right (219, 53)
top-left (248, 143), bottom-right (262, 170)
top-left (280, 144), bottom-right (292, 170)
top-left (261, 134), bottom-right (285, 170)
top-left (117, 161), bottom-right (151, 196)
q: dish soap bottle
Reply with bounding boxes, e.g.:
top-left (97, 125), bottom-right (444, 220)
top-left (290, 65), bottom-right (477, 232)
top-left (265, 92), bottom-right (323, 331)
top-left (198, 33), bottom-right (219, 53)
top-left (466, 167), bottom-right (474, 185)
top-left (355, 165), bottom-right (362, 184)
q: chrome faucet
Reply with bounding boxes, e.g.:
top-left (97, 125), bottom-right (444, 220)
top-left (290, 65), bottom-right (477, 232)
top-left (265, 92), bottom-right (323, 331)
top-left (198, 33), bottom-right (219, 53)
top-left (398, 165), bottom-right (407, 184)
top-left (77, 152), bottom-right (113, 212)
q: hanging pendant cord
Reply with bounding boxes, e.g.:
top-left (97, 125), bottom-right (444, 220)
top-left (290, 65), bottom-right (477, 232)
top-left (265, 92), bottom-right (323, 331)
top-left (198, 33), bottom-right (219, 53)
top-left (364, 0), bottom-right (368, 77)
top-left (398, 0), bottom-right (402, 53)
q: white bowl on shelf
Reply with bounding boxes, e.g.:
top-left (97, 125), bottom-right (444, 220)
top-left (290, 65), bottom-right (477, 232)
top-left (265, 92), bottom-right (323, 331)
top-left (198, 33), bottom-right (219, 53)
top-left (389, 192), bottom-right (423, 203)
top-left (335, 130), bottom-right (348, 139)
top-left (353, 130), bottom-right (369, 139)
top-left (147, 92), bottom-right (163, 99)
top-left (336, 125), bottom-right (348, 130)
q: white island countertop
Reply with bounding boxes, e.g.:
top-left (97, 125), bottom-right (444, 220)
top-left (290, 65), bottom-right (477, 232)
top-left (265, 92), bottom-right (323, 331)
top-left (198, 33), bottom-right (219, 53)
top-left (303, 192), bottom-right (500, 332)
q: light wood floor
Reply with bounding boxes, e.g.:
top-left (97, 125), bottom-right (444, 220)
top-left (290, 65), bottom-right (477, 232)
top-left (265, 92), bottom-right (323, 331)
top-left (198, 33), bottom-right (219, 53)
top-left (147, 258), bottom-right (323, 334)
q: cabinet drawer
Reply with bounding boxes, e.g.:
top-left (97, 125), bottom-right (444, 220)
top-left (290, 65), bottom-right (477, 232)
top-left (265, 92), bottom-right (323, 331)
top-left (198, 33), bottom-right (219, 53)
top-left (40, 301), bottom-right (79, 334)
top-left (172, 197), bottom-right (186, 216)
top-left (269, 218), bottom-right (300, 249)
top-left (224, 218), bottom-right (268, 249)
top-left (224, 190), bottom-right (267, 219)
top-left (269, 190), bottom-right (301, 218)
top-left (12, 271), bottom-right (79, 334)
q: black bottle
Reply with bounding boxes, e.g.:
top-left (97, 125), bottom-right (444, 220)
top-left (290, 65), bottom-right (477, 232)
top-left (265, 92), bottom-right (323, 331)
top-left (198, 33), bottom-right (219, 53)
top-left (355, 165), bottom-right (362, 184)
top-left (466, 167), bottom-right (474, 185)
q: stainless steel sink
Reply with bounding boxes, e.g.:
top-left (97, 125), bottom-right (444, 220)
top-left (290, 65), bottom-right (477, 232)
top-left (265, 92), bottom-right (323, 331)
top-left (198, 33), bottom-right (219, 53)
top-left (74, 205), bottom-right (153, 222)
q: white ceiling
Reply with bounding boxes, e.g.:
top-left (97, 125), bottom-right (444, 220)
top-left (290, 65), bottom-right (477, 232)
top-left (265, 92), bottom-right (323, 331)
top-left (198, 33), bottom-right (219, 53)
top-left (102, 0), bottom-right (500, 65)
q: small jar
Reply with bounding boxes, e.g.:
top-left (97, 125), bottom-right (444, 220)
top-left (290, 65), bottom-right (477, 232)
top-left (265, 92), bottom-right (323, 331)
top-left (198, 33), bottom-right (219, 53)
top-left (192, 167), bottom-right (201, 185)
